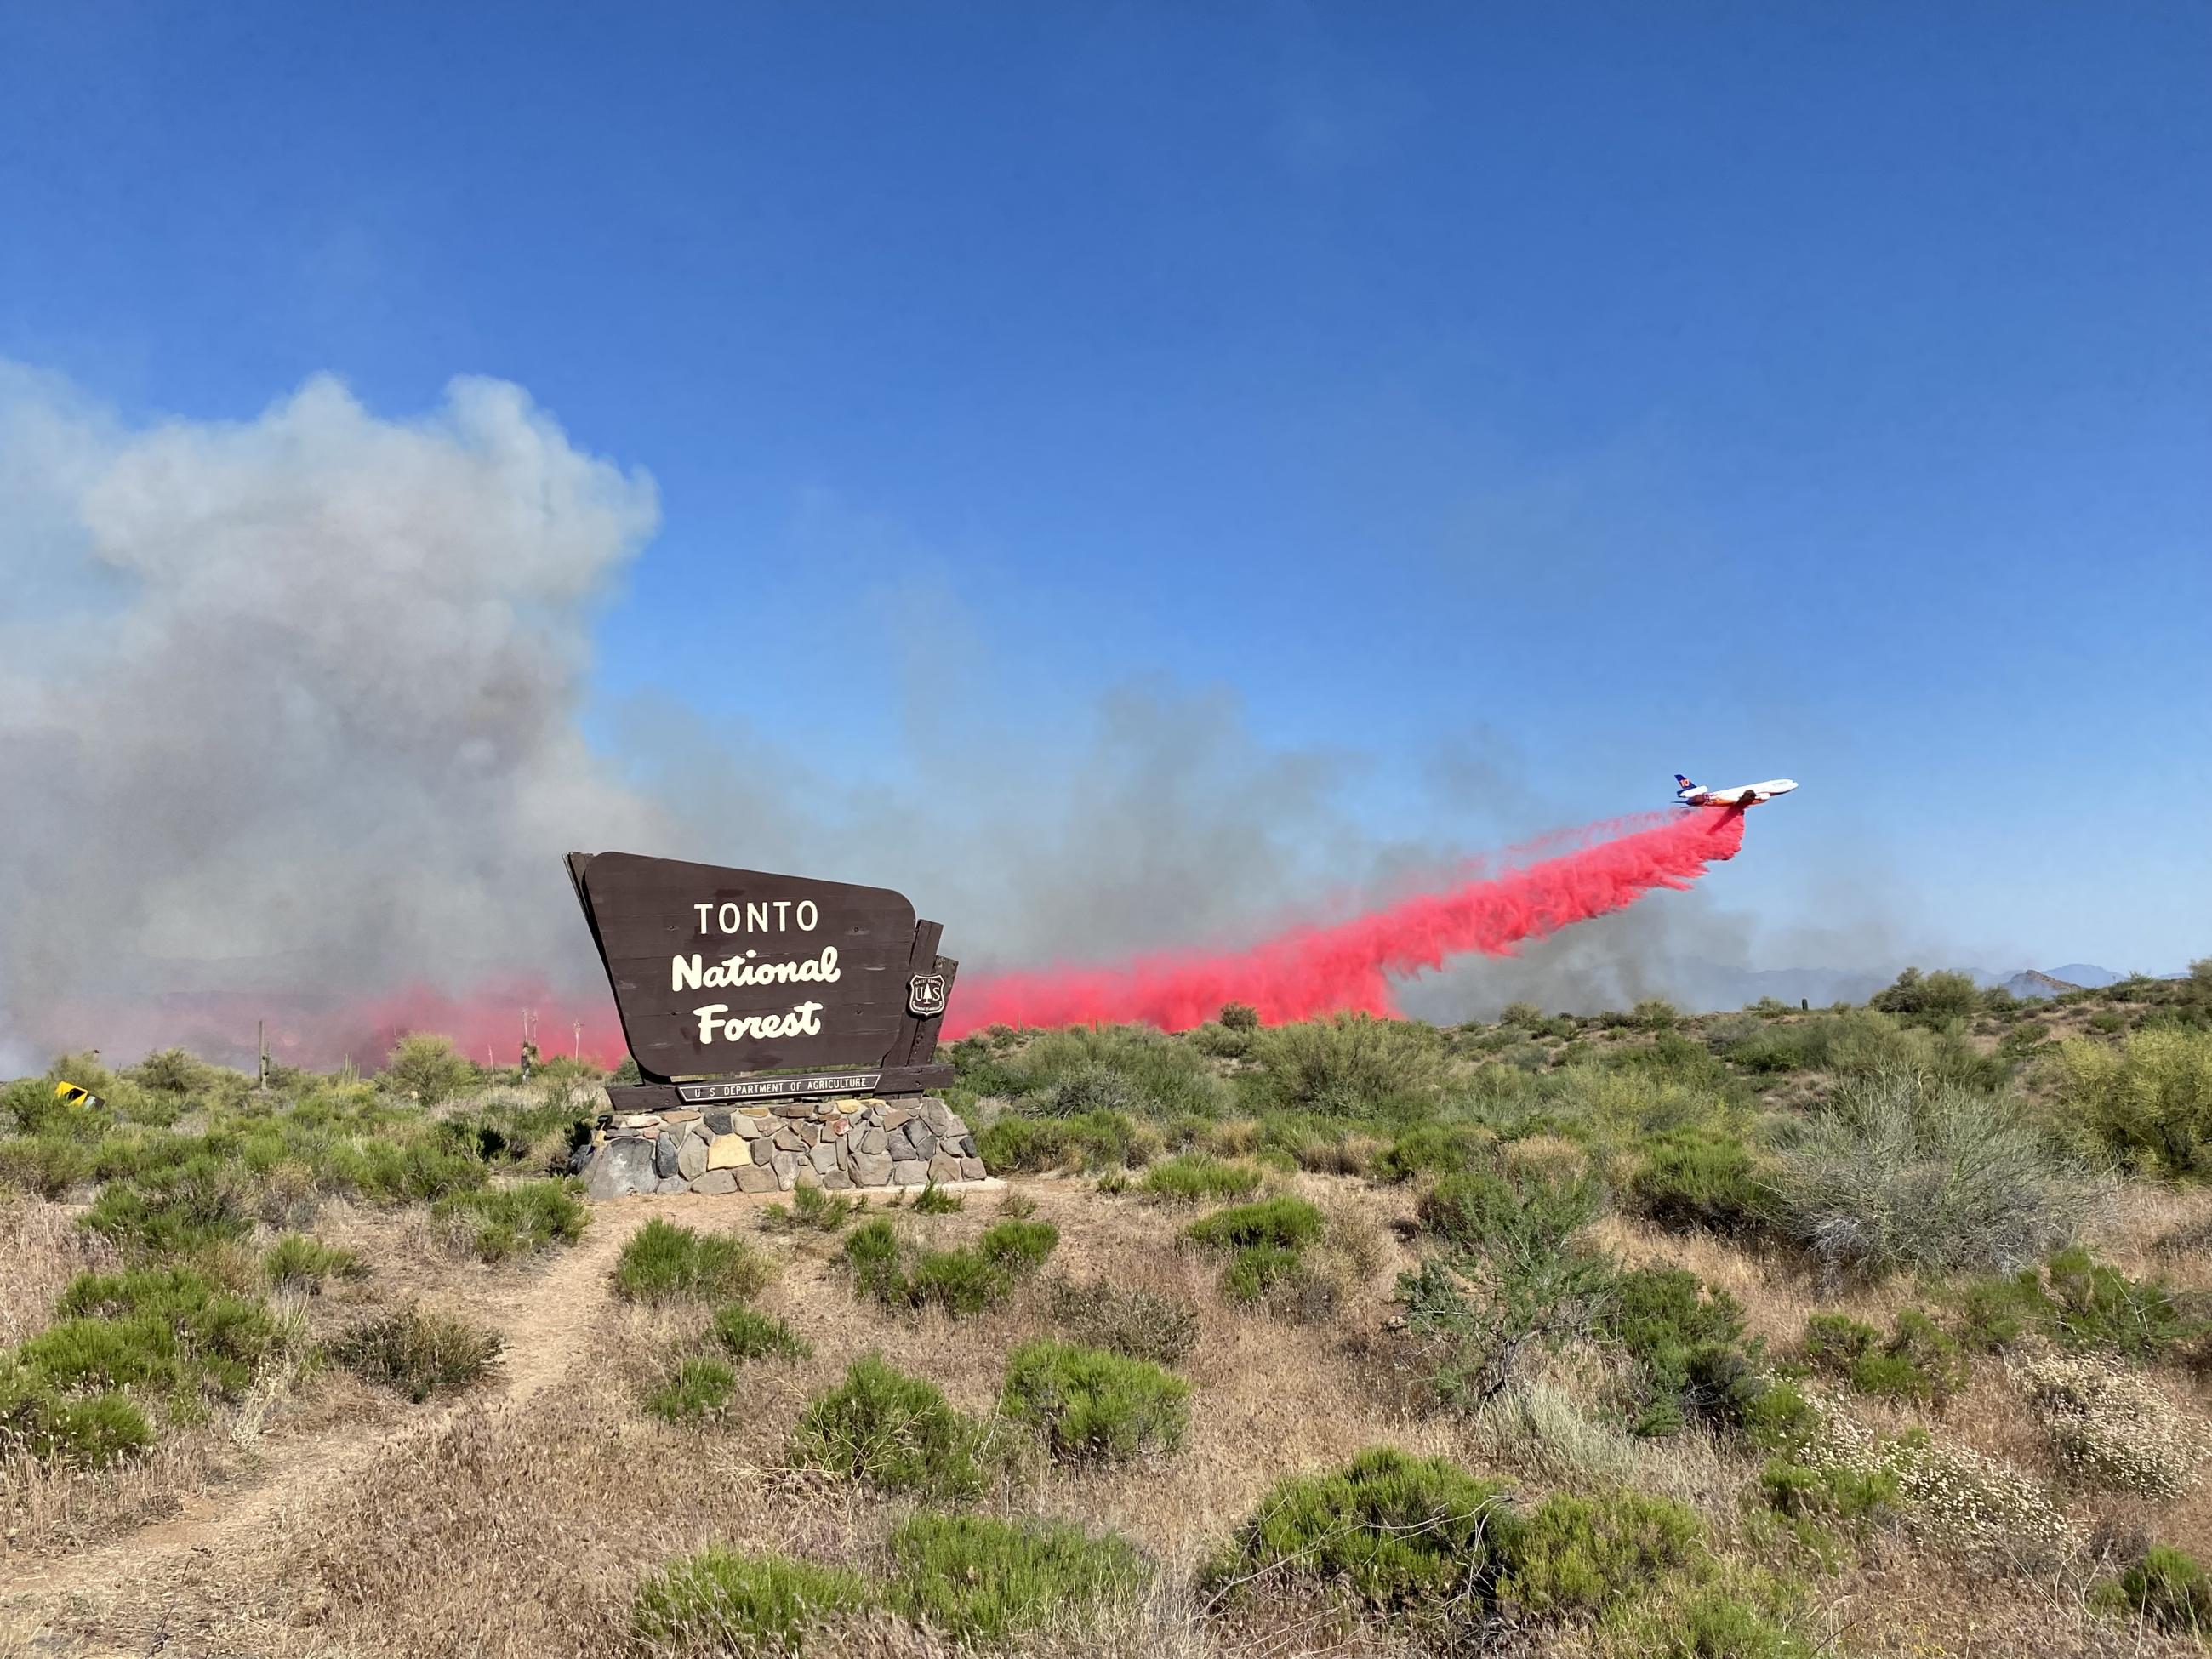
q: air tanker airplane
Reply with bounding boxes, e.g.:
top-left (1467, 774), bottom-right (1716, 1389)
top-left (1673, 773), bottom-right (1798, 809)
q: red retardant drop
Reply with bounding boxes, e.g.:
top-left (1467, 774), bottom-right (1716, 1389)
top-left (945, 807), bottom-right (1747, 1035)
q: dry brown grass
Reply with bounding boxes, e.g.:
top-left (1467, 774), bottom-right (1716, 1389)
top-left (0, 1194), bottom-right (110, 1347)
top-left (3, 1170), bottom-right (2209, 1659)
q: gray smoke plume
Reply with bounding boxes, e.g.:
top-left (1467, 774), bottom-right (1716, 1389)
top-left (0, 365), bottom-right (1867, 1072)
top-left (0, 368), bottom-right (666, 1069)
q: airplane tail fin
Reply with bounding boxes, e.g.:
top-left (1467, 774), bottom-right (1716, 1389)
top-left (1673, 772), bottom-right (1696, 792)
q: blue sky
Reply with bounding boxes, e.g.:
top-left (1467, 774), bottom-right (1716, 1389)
top-left (4, 3), bottom-right (2208, 976)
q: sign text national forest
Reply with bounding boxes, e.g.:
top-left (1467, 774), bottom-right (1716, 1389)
top-left (567, 851), bottom-right (957, 1098)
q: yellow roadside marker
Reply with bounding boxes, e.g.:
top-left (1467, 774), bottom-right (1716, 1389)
top-left (53, 1081), bottom-right (105, 1110)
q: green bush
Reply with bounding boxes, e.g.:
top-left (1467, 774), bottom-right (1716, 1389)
top-left (888, 1513), bottom-right (1148, 1645)
top-left (1372, 1121), bottom-right (1494, 1182)
top-left (2044, 1246), bottom-right (2205, 1361)
top-left (845, 1217), bottom-right (1058, 1315)
top-left (79, 1156), bottom-right (255, 1257)
top-left (330, 1304), bottom-right (503, 1401)
top-left (39, 1266), bottom-right (286, 1400)
top-left (644, 1355), bottom-right (736, 1423)
top-left (789, 1354), bottom-right (985, 1498)
top-left (1137, 1153), bottom-right (1263, 1205)
top-left (1043, 1278), bottom-right (1200, 1367)
top-left (633, 1547), bottom-right (875, 1650)
top-left (1500, 1490), bottom-right (1703, 1620)
top-left (263, 1232), bottom-right (362, 1292)
top-left (997, 1025), bottom-right (1229, 1120)
top-left (1771, 1068), bottom-right (2094, 1276)
top-left (1249, 1014), bottom-right (1445, 1115)
top-left (1759, 1457), bottom-right (1900, 1536)
top-left (978, 1110), bottom-right (1143, 1173)
top-left (910, 1181), bottom-right (964, 1215)
top-left (711, 1303), bottom-right (812, 1363)
top-left (2051, 1028), bottom-right (2212, 1177)
top-left (1001, 1338), bottom-right (1189, 1462)
top-left (1801, 1308), bottom-right (1967, 1405)
top-left (380, 1032), bottom-right (477, 1106)
top-left (977, 1218), bottom-right (1059, 1273)
top-left (1208, 1446), bottom-right (1515, 1613)
top-left (1953, 1271), bottom-right (2056, 1353)
top-left (1599, 1267), bottom-right (1762, 1435)
top-left (2098, 1545), bottom-right (2212, 1639)
top-left (0, 1131), bottom-right (96, 1198)
top-left (0, 1360), bottom-right (156, 1468)
top-left (1222, 1243), bottom-right (1308, 1306)
top-left (435, 1178), bottom-right (589, 1263)
top-left (761, 1182), bottom-right (857, 1232)
top-left (1630, 1129), bottom-right (1771, 1237)
top-left (1184, 1194), bottom-right (1324, 1252)
top-left (1871, 968), bottom-right (1983, 1028)
top-left (614, 1219), bottom-right (771, 1305)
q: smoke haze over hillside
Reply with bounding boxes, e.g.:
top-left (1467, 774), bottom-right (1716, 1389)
top-left (0, 368), bottom-right (1846, 1071)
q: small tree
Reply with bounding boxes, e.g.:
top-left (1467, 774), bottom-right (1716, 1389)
top-left (383, 1032), bottom-right (476, 1105)
top-left (1871, 968), bottom-right (1981, 1027)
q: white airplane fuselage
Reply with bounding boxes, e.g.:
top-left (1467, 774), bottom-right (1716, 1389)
top-left (1674, 776), bottom-right (1797, 809)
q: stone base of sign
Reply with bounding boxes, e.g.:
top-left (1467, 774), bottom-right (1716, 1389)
top-left (574, 1095), bottom-right (986, 1200)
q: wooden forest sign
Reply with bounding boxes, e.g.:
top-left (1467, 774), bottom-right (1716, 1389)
top-left (567, 851), bottom-right (957, 1101)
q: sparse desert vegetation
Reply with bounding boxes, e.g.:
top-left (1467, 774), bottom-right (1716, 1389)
top-left (3, 978), bottom-right (2212, 1656)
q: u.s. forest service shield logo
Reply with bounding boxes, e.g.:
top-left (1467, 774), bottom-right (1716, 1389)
top-left (908, 973), bottom-right (948, 1018)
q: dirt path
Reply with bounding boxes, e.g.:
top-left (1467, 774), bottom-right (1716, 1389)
top-left (0, 1205), bottom-right (652, 1652)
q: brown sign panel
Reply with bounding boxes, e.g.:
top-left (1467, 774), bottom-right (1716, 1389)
top-left (568, 851), bottom-right (943, 1084)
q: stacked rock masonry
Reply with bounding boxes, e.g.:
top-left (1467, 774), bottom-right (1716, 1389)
top-left (576, 1096), bottom-right (985, 1200)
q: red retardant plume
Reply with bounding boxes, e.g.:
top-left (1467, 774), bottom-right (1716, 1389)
top-left (944, 807), bottom-right (1747, 1036)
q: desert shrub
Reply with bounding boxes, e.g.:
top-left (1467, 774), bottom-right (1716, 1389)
top-left (758, 1180), bottom-right (858, 1234)
top-left (1599, 1267), bottom-right (1763, 1436)
top-left (1186, 1021), bottom-right (1254, 1059)
top-left (633, 1547), bottom-right (875, 1651)
top-left (888, 1513), bottom-right (1148, 1645)
top-left (2097, 1546), bottom-right (2212, 1639)
top-left (1597, 1579), bottom-right (1811, 1659)
top-left (1499, 1489), bottom-right (1702, 1621)
top-left (978, 1110), bottom-right (1143, 1173)
top-left (2015, 1353), bottom-right (2210, 1497)
top-left (910, 1181), bottom-right (963, 1215)
top-left (1872, 968), bottom-right (1983, 1028)
top-left (1401, 1166), bottom-right (1611, 1410)
top-left (1043, 1278), bottom-right (1201, 1367)
top-left (1759, 1456), bottom-right (1901, 1541)
top-left (1817, 1415), bottom-right (2072, 1566)
top-left (380, 1032), bottom-right (477, 1106)
top-left (40, 1265), bottom-right (286, 1400)
top-left (1248, 1014), bottom-right (1445, 1116)
top-left (262, 1232), bottom-right (362, 1293)
top-left (1771, 1068), bottom-right (2095, 1276)
top-left (1630, 1129), bottom-right (1771, 1237)
top-left (1138, 1152), bottom-right (1262, 1205)
top-left (2044, 1246), bottom-right (2205, 1361)
top-left (1954, 1271), bottom-right (2057, 1353)
top-left (999, 1026), bottom-right (1229, 1120)
top-left (129, 1046), bottom-right (216, 1101)
top-left (2050, 1027), bottom-right (2212, 1177)
top-left (0, 1132), bottom-right (96, 1198)
top-left (614, 1219), bottom-right (770, 1305)
top-left (1220, 1002), bottom-right (1262, 1030)
top-left (1373, 1120), bottom-right (1495, 1181)
top-left (0, 1362), bottom-right (154, 1468)
top-left (711, 1303), bottom-right (812, 1363)
top-left (851, 1216), bottom-right (1060, 1317)
top-left (905, 1247), bottom-right (1015, 1315)
top-left (978, 1217), bottom-right (1059, 1272)
top-left (1222, 1243), bottom-right (1308, 1306)
top-left (644, 1355), bottom-right (737, 1423)
top-left (80, 1155), bottom-right (256, 1257)
top-left (434, 1178), bottom-right (588, 1263)
top-left (1185, 1194), bottom-right (1324, 1252)
top-left (789, 1354), bottom-right (985, 1498)
top-left (1001, 1337), bottom-right (1189, 1462)
top-left (1803, 1308), bottom-right (1964, 1405)
top-left (1207, 1446), bottom-right (1514, 1615)
top-left (331, 1304), bottom-right (503, 1401)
